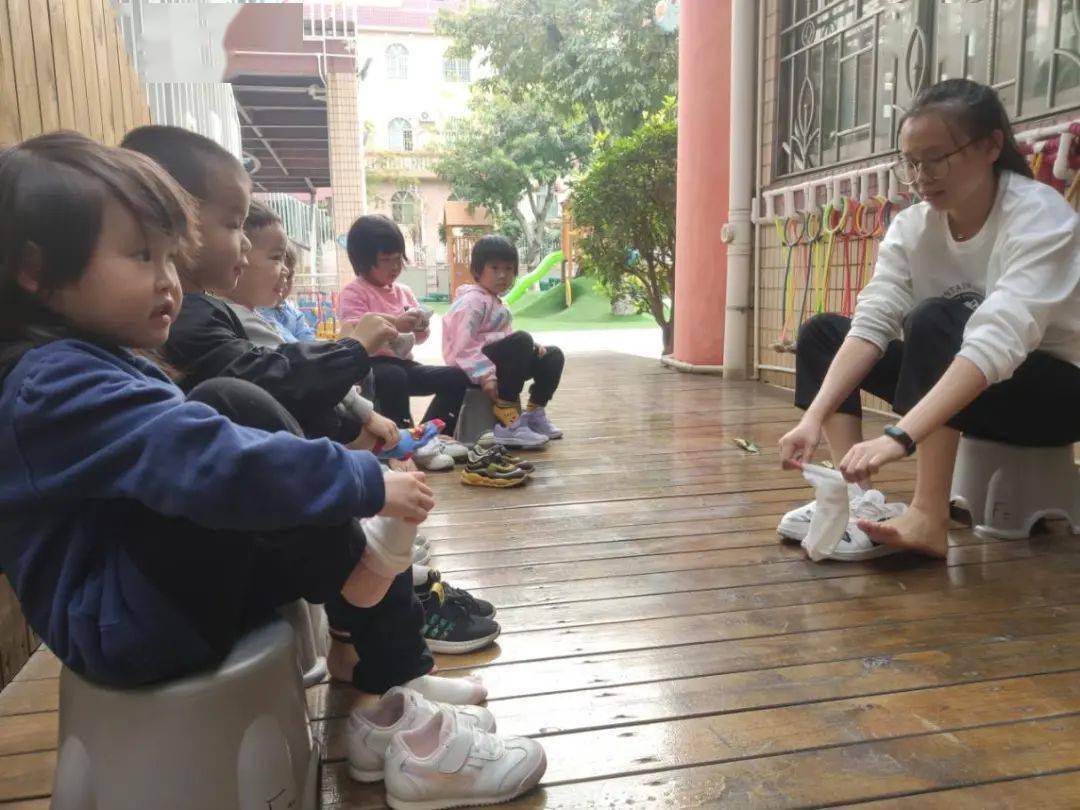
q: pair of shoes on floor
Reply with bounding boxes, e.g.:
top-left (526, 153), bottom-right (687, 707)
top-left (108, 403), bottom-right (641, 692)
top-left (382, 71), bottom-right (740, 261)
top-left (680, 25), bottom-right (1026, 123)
top-left (460, 445), bottom-right (535, 488)
top-left (778, 486), bottom-right (907, 562)
top-left (491, 407), bottom-right (562, 449)
top-left (349, 687), bottom-right (546, 809)
top-left (415, 569), bottom-right (499, 654)
top-left (414, 436), bottom-right (470, 471)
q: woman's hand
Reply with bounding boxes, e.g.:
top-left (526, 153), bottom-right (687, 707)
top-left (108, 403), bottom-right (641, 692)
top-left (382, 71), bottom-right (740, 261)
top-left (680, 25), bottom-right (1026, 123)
top-left (838, 435), bottom-right (906, 483)
top-left (778, 417), bottom-right (822, 470)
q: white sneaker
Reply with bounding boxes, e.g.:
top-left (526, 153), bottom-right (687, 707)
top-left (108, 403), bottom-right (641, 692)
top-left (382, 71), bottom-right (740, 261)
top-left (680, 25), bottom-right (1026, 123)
top-left (492, 417), bottom-right (549, 450)
top-left (437, 437), bottom-right (469, 462)
top-left (800, 490), bottom-right (908, 562)
top-left (778, 483), bottom-right (866, 541)
top-left (348, 687), bottom-right (495, 783)
top-left (415, 440), bottom-right (455, 471)
top-left (384, 708), bottom-right (546, 810)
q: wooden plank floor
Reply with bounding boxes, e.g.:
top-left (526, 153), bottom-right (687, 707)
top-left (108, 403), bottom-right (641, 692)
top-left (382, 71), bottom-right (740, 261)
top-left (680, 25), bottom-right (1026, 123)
top-left (4, 352), bottom-right (1080, 808)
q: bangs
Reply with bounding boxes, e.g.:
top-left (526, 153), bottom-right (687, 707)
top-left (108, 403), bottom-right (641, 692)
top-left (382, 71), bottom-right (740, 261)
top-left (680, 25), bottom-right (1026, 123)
top-left (0, 132), bottom-right (199, 295)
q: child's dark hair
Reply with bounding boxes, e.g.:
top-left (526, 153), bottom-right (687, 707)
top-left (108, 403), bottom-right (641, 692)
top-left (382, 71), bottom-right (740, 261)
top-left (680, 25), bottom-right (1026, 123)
top-left (244, 201), bottom-right (282, 236)
top-left (346, 214), bottom-right (407, 277)
top-left (284, 241), bottom-right (298, 271)
top-left (0, 131), bottom-right (198, 339)
top-left (120, 125), bottom-right (247, 200)
top-left (901, 79), bottom-right (1033, 179)
top-left (470, 235), bottom-right (519, 279)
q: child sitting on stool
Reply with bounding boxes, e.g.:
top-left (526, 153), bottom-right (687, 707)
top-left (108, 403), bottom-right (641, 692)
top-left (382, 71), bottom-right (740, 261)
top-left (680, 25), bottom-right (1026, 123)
top-left (442, 235), bottom-right (564, 448)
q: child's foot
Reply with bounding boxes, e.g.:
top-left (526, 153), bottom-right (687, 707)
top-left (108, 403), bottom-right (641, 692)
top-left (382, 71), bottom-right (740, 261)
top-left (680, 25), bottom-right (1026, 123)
top-left (405, 673), bottom-right (488, 705)
top-left (858, 506), bottom-right (950, 559)
top-left (525, 406), bottom-right (562, 439)
top-left (492, 416), bottom-right (549, 449)
top-left (328, 637), bottom-right (359, 683)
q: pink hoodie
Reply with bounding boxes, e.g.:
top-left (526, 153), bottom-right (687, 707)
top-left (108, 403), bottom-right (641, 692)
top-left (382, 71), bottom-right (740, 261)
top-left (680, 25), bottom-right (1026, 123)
top-left (441, 284), bottom-right (513, 384)
top-left (339, 275), bottom-right (429, 359)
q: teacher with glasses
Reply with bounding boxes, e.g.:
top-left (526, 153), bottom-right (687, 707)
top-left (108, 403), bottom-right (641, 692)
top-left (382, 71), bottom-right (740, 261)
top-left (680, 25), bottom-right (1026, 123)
top-left (776, 78), bottom-right (1080, 561)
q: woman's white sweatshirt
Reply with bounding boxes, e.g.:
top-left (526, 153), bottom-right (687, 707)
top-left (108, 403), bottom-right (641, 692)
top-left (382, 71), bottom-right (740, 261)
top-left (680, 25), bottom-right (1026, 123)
top-left (849, 170), bottom-right (1080, 384)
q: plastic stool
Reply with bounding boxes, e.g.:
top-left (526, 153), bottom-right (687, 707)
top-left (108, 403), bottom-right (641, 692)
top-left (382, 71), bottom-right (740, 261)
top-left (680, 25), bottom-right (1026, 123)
top-left (950, 436), bottom-right (1080, 540)
top-left (454, 387), bottom-right (497, 446)
top-left (278, 600), bottom-right (328, 688)
top-left (52, 618), bottom-right (319, 810)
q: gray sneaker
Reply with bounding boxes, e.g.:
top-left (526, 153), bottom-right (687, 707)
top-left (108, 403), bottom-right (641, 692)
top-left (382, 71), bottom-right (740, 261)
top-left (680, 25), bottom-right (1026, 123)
top-left (492, 416), bottom-right (549, 449)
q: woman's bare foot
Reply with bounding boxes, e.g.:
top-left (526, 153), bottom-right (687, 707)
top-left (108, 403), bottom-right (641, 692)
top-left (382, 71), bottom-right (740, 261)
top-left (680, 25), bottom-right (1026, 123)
top-left (858, 506), bottom-right (950, 559)
top-left (388, 457), bottom-right (418, 473)
top-left (327, 638), bottom-right (359, 683)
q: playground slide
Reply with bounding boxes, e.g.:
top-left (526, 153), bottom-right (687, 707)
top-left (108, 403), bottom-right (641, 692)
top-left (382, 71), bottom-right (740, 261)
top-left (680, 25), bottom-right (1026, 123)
top-left (504, 250), bottom-right (564, 306)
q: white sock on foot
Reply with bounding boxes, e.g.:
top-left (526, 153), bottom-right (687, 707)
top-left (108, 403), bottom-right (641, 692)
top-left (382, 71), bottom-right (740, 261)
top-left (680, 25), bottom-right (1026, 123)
top-left (404, 674), bottom-right (487, 705)
top-left (360, 515), bottom-right (417, 578)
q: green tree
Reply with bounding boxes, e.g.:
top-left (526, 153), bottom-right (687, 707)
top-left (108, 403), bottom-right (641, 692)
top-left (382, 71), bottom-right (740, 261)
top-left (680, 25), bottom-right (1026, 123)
top-left (573, 99), bottom-right (677, 353)
top-left (436, 0), bottom-right (678, 137)
top-left (434, 92), bottom-right (592, 268)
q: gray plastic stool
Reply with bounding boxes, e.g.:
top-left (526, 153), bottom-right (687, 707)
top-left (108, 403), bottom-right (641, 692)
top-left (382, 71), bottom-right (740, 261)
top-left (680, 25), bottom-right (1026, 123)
top-left (52, 618), bottom-right (319, 810)
top-left (950, 436), bottom-right (1080, 540)
top-left (454, 387), bottom-right (497, 446)
top-left (278, 600), bottom-right (328, 688)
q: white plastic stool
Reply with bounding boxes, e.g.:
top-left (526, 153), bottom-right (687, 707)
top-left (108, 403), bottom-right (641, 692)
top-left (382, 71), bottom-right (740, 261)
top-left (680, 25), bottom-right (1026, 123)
top-left (950, 436), bottom-right (1080, 540)
top-left (52, 618), bottom-right (319, 810)
top-left (278, 600), bottom-right (328, 688)
top-left (454, 387), bottom-right (497, 446)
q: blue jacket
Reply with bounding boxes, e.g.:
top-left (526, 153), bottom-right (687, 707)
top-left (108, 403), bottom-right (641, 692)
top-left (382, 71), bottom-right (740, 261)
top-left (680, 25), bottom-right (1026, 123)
top-left (0, 338), bottom-right (385, 686)
top-left (259, 301), bottom-right (317, 343)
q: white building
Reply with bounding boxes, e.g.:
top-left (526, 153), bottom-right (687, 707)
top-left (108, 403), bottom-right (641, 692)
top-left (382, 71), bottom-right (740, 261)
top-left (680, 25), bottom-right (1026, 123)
top-left (350, 0), bottom-right (482, 294)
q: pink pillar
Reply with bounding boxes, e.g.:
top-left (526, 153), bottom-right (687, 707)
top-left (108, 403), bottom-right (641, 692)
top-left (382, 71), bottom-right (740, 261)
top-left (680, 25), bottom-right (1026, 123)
top-left (672, 0), bottom-right (731, 365)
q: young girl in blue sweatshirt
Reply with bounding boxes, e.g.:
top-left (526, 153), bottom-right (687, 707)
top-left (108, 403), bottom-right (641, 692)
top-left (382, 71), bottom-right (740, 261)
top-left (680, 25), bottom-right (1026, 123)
top-left (0, 132), bottom-right (439, 690)
top-left (119, 126), bottom-right (486, 704)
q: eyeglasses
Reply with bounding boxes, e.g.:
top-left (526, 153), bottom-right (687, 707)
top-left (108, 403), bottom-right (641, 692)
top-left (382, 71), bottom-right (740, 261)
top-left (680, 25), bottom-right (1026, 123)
top-left (891, 138), bottom-right (979, 185)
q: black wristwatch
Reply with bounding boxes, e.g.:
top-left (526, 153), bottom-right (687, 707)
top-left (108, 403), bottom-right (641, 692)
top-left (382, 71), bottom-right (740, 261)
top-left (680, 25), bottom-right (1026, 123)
top-left (884, 425), bottom-right (917, 456)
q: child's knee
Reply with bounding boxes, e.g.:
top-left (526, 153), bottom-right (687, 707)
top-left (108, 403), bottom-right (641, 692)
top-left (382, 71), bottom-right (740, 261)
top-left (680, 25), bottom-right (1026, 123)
top-left (188, 378), bottom-right (300, 434)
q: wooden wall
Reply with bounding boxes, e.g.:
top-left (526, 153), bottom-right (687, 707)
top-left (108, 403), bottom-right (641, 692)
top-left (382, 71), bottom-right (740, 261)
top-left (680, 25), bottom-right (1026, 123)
top-left (0, 0), bottom-right (149, 686)
top-left (0, 0), bottom-right (150, 147)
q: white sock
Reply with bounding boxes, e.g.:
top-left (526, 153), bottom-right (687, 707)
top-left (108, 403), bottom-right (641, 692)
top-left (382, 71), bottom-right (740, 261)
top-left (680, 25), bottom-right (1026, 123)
top-left (412, 564), bottom-right (431, 587)
top-left (404, 674), bottom-right (487, 705)
top-left (802, 464), bottom-right (850, 561)
top-left (360, 515), bottom-right (416, 578)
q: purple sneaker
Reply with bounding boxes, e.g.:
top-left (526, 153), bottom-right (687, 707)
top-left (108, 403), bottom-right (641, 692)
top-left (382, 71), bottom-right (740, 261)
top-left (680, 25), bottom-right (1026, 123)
top-left (525, 407), bottom-right (563, 439)
top-left (492, 416), bottom-right (549, 449)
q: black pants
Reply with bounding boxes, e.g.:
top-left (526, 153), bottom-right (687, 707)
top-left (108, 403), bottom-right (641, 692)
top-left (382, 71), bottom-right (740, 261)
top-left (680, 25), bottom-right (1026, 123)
top-left (370, 357), bottom-right (469, 433)
top-left (482, 331), bottom-right (564, 405)
top-left (123, 377), bottom-right (431, 692)
top-left (795, 297), bottom-right (1080, 446)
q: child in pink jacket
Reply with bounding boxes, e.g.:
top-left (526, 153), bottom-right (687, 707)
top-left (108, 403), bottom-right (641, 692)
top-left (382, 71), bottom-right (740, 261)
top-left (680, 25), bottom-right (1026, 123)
top-left (340, 215), bottom-right (468, 438)
top-left (442, 236), bottom-right (564, 448)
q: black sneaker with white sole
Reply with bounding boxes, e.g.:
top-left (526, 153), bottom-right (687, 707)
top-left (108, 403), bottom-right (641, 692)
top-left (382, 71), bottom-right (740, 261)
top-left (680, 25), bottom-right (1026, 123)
top-left (419, 582), bottom-right (501, 654)
top-left (415, 569), bottom-right (496, 618)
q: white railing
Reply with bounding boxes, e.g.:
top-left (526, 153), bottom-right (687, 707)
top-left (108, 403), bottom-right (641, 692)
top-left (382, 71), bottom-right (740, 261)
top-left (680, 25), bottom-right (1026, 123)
top-left (365, 151), bottom-right (438, 177)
